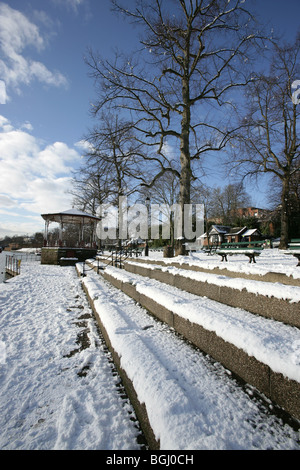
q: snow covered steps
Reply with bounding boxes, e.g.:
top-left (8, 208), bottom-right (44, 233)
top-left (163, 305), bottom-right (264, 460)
top-left (122, 260), bottom-right (300, 328)
top-left (97, 254), bottom-right (300, 287)
top-left (89, 262), bottom-right (300, 423)
top-left (78, 264), bottom-right (300, 450)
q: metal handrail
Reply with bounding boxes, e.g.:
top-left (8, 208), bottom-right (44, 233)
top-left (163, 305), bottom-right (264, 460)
top-left (5, 255), bottom-right (21, 276)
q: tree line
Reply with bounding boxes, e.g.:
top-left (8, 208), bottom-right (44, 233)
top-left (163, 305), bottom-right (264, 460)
top-left (0, 233), bottom-right (44, 249)
top-left (71, 0), bottom-right (300, 250)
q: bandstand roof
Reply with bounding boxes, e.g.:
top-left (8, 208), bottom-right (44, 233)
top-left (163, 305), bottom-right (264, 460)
top-left (41, 209), bottom-right (101, 225)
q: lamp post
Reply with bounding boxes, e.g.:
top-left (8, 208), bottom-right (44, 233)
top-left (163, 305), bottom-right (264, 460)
top-left (145, 197), bottom-right (150, 256)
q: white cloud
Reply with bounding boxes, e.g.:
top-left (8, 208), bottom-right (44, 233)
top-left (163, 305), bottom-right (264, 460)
top-left (67, 0), bottom-right (86, 10)
top-left (0, 80), bottom-right (7, 104)
top-left (0, 3), bottom-right (68, 98)
top-left (0, 195), bottom-right (15, 208)
top-left (38, 142), bottom-right (80, 178)
top-left (20, 177), bottom-right (74, 214)
top-left (0, 115), bottom-right (13, 131)
top-left (21, 121), bottom-right (33, 132)
top-left (0, 219), bottom-right (44, 238)
top-left (0, 115), bottom-right (81, 235)
top-left (52, 0), bottom-right (87, 13)
top-left (75, 139), bottom-right (92, 151)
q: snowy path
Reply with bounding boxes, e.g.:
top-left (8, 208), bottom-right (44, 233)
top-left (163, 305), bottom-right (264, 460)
top-left (0, 260), bottom-right (143, 450)
top-left (0, 258), bottom-right (299, 450)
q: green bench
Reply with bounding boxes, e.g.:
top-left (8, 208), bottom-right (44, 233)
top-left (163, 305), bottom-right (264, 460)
top-left (128, 248), bottom-right (143, 257)
top-left (201, 245), bottom-right (217, 255)
top-left (216, 241), bottom-right (264, 263)
top-left (284, 238), bottom-right (300, 266)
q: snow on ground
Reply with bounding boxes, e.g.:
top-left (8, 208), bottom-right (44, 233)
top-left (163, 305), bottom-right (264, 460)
top-left (0, 256), bottom-right (142, 450)
top-left (99, 264), bottom-right (300, 383)
top-left (125, 260), bottom-right (300, 302)
top-left (80, 264), bottom-right (300, 450)
top-left (0, 250), bottom-right (299, 450)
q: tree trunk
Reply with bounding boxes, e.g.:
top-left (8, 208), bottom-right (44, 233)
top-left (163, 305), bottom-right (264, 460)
top-left (279, 177), bottom-right (290, 249)
top-left (177, 73), bottom-right (191, 256)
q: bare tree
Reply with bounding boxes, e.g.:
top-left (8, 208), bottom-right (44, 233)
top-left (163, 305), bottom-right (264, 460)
top-left (72, 114), bottom-right (149, 245)
top-left (138, 170), bottom-right (180, 246)
top-left (70, 164), bottom-right (111, 215)
top-left (190, 182), bottom-right (213, 233)
top-left (230, 33), bottom-right (300, 248)
top-left (72, 113), bottom-right (146, 208)
top-left (83, 113), bottom-right (145, 203)
top-left (85, 0), bottom-right (265, 253)
top-left (209, 183), bottom-right (251, 224)
top-left (267, 171), bottom-right (300, 239)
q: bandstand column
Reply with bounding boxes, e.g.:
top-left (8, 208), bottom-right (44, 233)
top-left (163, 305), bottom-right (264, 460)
top-left (59, 216), bottom-right (63, 246)
top-left (44, 220), bottom-right (49, 246)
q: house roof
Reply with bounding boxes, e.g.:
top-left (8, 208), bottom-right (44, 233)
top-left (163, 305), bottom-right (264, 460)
top-left (226, 226), bottom-right (247, 235)
top-left (200, 225), bottom-right (262, 239)
top-left (209, 225), bottom-right (231, 234)
top-left (242, 228), bottom-right (261, 237)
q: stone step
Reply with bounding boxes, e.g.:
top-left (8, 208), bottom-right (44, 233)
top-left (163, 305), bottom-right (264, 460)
top-left (78, 262), bottom-right (300, 449)
top-left (95, 264), bottom-right (300, 422)
top-left (97, 254), bottom-right (300, 287)
top-left (122, 260), bottom-right (300, 329)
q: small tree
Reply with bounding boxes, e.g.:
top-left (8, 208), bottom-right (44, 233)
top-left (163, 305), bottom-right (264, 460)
top-left (72, 113), bottom-right (148, 246)
top-left (138, 170), bottom-right (180, 247)
top-left (70, 165), bottom-right (111, 215)
top-left (230, 34), bottom-right (300, 248)
top-left (209, 183), bottom-right (251, 225)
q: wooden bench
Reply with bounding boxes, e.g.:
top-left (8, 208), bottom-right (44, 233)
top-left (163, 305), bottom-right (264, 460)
top-left (201, 245), bottom-right (217, 255)
top-left (216, 241), bottom-right (264, 263)
top-left (284, 238), bottom-right (300, 266)
top-left (127, 248), bottom-right (143, 257)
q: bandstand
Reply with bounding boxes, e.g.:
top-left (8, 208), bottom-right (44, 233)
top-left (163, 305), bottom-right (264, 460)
top-left (41, 208), bottom-right (101, 265)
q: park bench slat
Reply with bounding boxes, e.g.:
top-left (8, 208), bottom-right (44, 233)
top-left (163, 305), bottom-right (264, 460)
top-left (284, 238), bottom-right (300, 266)
top-left (216, 241), bottom-right (264, 263)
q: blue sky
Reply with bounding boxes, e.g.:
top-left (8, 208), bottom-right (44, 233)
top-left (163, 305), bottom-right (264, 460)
top-left (0, 0), bottom-right (299, 238)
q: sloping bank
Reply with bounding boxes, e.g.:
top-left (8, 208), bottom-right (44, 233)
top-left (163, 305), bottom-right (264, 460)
top-left (118, 256), bottom-right (300, 287)
top-left (77, 264), bottom-right (300, 450)
top-left (95, 264), bottom-right (300, 423)
top-left (124, 261), bottom-right (300, 328)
